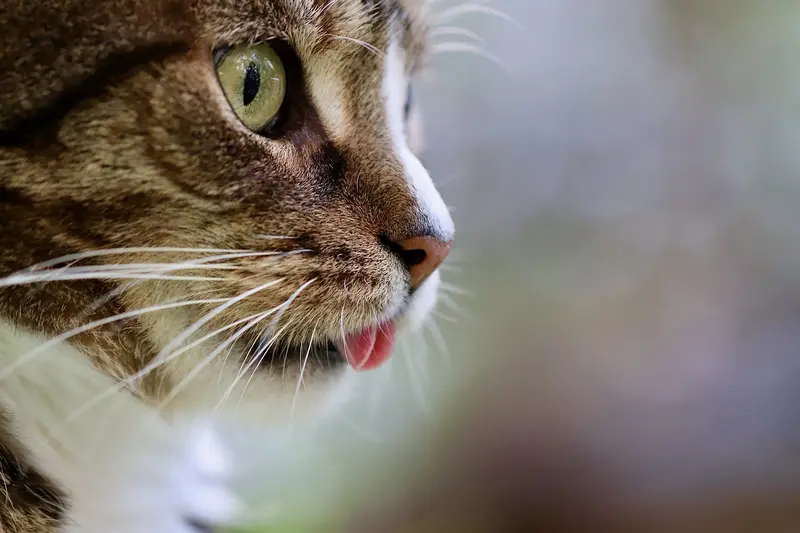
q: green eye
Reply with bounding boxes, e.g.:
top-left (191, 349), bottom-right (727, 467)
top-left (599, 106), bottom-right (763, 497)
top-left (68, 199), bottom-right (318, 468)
top-left (216, 42), bottom-right (286, 132)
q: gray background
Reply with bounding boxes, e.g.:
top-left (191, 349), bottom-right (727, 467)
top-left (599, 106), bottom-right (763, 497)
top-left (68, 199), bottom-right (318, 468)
top-left (408, 0), bottom-right (800, 525)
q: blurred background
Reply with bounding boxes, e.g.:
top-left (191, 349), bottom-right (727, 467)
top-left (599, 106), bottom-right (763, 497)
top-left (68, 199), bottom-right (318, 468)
top-left (239, 2), bottom-right (800, 532)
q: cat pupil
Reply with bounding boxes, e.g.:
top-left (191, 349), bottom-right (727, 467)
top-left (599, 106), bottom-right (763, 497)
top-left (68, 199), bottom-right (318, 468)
top-left (243, 62), bottom-right (260, 106)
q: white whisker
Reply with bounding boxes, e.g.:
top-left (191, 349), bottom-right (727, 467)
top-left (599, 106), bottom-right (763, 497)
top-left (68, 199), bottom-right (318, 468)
top-left (402, 341), bottom-right (432, 416)
top-left (290, 329), bottom-right (316, 422)
top-left (80, 280), bottom-right (139, 317)
top-left (25, 250), bottom-right (294, 276)
top-left (3, 250), bottom-right (305, 288)
top-left (439, 282), bottom-right (473, 297)
top-left (157, 306), bottom-right (285, 411)
top-left (338, 306), bottom-right (349, 362)
top-left (55, 307), bottom-right (278, 431)
top-left (0, 272), bottom-right (224, 287)
top-left (154, 279), bottom-right (283, 365)
top-left (75, 250), bottom-right (303, 318)
top-left (27, 263), bottom-right (242, 274)
top-left (317, 0), bottom-right (344, 16)
top-left (253, 235), bottom-right (298, 240)
top-left (430, 42), bottom-right (506, 70)
top-left (260, 278), bottom-right (317, 347)
top-left (435, 4), bottom-right (518, 27)
top-left (426, 319), bottom-right (451, 370)
top-left (327, 35), bottom-right (383, 57)
top-left (433, 311), bottom-right (459, 324)
top-left (217, 318), bottom-right (263, 387)
top-left (15, 247), bottom-right (250, 273)
top-left (439, 262), bottom-right (464, 274)
top-left (222, 324), bottom-right (290, 414)
top-left (431, 26), bottom-right (487, 45)
top-left (438, 292), bottom-right (472, 320)
top-left (0, 297), bottom-right (230, 383)
top-left (231, 278), bottom-right (318, 408)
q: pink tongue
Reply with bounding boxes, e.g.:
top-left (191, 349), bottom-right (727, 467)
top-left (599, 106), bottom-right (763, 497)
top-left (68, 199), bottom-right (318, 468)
top-left (336, 321), bottom-right (396, 371)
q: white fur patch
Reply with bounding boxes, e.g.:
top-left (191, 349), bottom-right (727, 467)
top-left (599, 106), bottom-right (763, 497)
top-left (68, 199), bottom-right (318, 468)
top-left (383, 41), bottom-right (455, 240)
top-left (0, 321), bottom-right (241, 533)
top-left (305, 56), bottom-right (348, 139)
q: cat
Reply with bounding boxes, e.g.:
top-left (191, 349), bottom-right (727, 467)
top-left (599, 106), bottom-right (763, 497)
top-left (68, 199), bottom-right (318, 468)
top-left (0, 0), bottom-right (454, 531)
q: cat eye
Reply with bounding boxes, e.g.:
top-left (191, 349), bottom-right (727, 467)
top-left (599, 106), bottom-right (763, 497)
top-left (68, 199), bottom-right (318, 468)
top-left (215, 42), bottom-right (286, 133)
top-left (404, 84), bottom-right (413, 119)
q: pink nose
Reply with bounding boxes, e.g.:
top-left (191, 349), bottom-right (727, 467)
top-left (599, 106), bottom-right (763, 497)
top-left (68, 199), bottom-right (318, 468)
top-left (394, 235), bottom-right (452, 289)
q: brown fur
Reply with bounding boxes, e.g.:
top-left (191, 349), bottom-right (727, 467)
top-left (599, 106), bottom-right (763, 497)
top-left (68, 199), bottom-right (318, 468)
top-left (0, 415), bottom-right (65, 533)
top-left (0, 0), bottom-right (434, 530)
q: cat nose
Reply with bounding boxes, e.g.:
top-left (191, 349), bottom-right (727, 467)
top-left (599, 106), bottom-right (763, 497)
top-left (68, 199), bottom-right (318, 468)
top-left (394, 235), bottom-right (452, 289)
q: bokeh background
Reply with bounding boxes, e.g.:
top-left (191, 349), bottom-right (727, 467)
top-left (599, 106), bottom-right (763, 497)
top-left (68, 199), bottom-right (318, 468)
top-left (237, 2), bottom-right (800, 532)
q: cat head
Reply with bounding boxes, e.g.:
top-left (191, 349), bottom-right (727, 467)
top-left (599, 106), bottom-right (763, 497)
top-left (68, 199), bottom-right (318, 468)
top-left (0, 0), bottom-right (453, 419)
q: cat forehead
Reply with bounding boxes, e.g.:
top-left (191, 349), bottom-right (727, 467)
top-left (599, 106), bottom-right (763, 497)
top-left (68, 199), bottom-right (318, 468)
top-left (194, 0), bottom-right (428, 68)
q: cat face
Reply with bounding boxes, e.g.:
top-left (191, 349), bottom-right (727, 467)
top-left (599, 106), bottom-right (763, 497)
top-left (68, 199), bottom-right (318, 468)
top-left (0, 0), bottom-right (452, 418)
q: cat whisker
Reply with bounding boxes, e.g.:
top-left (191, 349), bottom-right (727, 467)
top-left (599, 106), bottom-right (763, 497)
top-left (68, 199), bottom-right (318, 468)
top-left (14, 247), bottom-right (252, 273)
top-left (438, 291), bottom-right (471, 318)
top-left (154, 279), bottom-right (284, 366)
top-left (434, 3), bottom-right (518, 28)
top-left (0, 272), bottom-right (225, 287)
top-left (157, 303), bottom-right (289, 411)
top-left (55, 307), bottom-right (277, 432)
top-left (290, 328), bottom-right (316, 422)
top-left (433, 310), bottom-right (459, 323)
top-left (253, 235), bottom-right (298, 240)
top-left (39, 250), bottom-right (299, 274)
top-left (4, 251), bottom-right (299, 288)
top-left (222, 324), bottom-right (289, 414)
top-left (326, 34), bottom-right (383, 57)
top-left (247, 278), bottom-right (317, 390)
top-left (73, 250), bottom-right (308, 318)
top-left (234, 279), bottom-right (318, 406)
top-left (316, 0), bottom-right (344, 17)
top-left (439, 281), bottom-right (474, 298)
top-left (0, 297), bottom-right (230, 384)
top-left (439, 262), bottom-right (463, 274)
top-left (74, 281), bottom-right (286, 419)
top-left (402, 340), bottom-right (433, 416)
top-left (260, 278), bottom-right (317, 349)
top-left (431, 26), bottom-right (487, 45)
top-left (338, 306), bottom-right (349, 363)
top-left (23, 263), bottom-right (242, 275)
top-left (217, 313), bottom-right (264, 388)
top-left (430, 42), bottom-right (507, 71)
top-left (426, 319), bottom-right (451, 370)
top-left (80, 280), bottom-right (140, 317)
top-left (151, 308), bottom-right (278, 385)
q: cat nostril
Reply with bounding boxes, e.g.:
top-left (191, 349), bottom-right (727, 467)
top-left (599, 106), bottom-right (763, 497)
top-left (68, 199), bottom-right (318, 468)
top-left (392, 235), bottom-right (452, 289)
top-left (401, 248), bottom-right (427, 268)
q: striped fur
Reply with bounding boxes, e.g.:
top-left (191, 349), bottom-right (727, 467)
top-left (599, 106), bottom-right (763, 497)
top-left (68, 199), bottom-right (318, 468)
top-left (0, 0), bottom-right (450, 531)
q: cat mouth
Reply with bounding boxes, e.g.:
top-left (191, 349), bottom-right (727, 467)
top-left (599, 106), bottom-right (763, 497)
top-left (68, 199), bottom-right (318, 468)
top-left (257, 320), bottom-right (396, 372)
